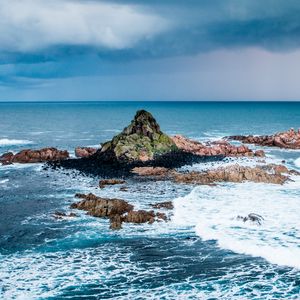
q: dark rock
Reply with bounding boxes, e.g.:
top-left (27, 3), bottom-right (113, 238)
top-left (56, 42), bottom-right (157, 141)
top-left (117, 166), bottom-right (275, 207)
top-left (237, 213), bottom-right (264, 225)
top-left (151, 201), bottom-right (174, 210)
top-left (99, 179), bottom-right (126, 189)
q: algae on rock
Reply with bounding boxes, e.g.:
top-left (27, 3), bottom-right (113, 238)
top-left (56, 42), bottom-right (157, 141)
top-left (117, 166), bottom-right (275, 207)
top-left (100, 110), bottom-right (177, 161)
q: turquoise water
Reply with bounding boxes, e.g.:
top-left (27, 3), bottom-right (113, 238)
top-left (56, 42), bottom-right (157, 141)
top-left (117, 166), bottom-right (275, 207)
top-left (0, 102), bottom-right (300, 299)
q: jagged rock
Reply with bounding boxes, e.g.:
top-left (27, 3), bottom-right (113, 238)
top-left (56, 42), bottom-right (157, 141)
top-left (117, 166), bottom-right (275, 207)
top-left (75, 147), bottom-right (97, 158)
top-left (99, 179), bottom-right (126, 189)
top-left (151, 201), bottom-right (174, 210)
top-left (237, 213), bottom-right (264, 225)
top-left (227, 128), bottom-right (300, 149)
top-left (71, 193), bottom-right (169, 230)
top-left (71, 193), bottom-right (134, 217)
top-left (171, 135), bottom-right (264, 157)
top-left (1, 148), bottom-right (69, 164)
top-left (53, 211), bottom-right (77, 219)
top-left (99, 110), bottom-right (177, 162)
top-left (120, 186), bottom-right (128, 192)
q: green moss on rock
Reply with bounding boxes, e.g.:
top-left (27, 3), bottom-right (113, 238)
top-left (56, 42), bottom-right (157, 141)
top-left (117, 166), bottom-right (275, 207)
top-left (100, 110), bottom-right (177, 161)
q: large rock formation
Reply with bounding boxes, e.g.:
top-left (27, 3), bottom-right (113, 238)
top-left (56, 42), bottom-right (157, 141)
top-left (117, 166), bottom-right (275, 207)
top-left (0, 148), bottom-right (69, 165)
top-left (172, 135), bottom-right (264, 157)
top-left (99, 110), bottom-right (177, 162)
top-left (227, 128), bottom-right (300, 149)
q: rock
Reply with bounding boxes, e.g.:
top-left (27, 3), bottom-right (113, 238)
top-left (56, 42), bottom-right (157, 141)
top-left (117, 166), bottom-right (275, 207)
top-left (0, 152), bottom-right (14, 164)
top-left (172, 164), bottom-right (290, 185)
top-left (227, 128), bottom-right (300, 149)
top-left (131, 167), bottom-right (170, 177)
top-left (151, 201), bottom-right (174, 210)
top-left (53, 211), bottom-right (77, 219)
top-left (0, 148), bottom-right (69, 164)
top-left (99, 110), bottom-right (177, 162)
top-left (123, 210), bottom-right (156, 224)
top-left (109, 214), bottom-right (123, 230)
top-left (237, 213), bottom-right (264, 225)
top-left (120, 186), bottom-right (128, 192)
top-left (71, 193), bottom-right (169, 230)
top-left (75, 147), bottom-right (97, 158)
top-left (254, 150), bottom-right (265, 157)
top-left (99, 179), bottom-right (126, 188)
top-left (71, 193), bottom-right (134, 217)
top-left (171, 135), bottom-right (258, 157)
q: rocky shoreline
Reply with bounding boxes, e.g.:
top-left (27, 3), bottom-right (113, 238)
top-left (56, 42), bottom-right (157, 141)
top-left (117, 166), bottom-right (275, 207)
top-left (227, 128), bottom-right (300, 149)
top-left (1, 110), bottom-right (299, 230)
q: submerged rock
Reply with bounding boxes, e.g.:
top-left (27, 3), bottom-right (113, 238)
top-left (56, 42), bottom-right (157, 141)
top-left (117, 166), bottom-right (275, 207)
top-left (0, 148), bottom-right (69, 164)
top-left (227, 128), bottom-right (300, 149)
top-left (99, 110), bottom-right (177, 162)
top-left (151, 201), bottom-right (174, 210)
top-left (237, 213), bottom-right (264, 225)
top-left (99, 179), bottom-right (126, 189)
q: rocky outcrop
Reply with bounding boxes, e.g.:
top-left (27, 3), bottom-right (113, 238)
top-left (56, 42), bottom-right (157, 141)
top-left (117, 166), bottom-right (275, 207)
top-left (227, 128), bottom-right (300, 149)
top-left (71, 193), bottom-right (134, 217)
top-left (132, 164), bottom-right (296, 185)
top-left (172, 164), bottom-right (291, 185)
top-left (99, 110), bottom-right (177, 162)
top-left (75, 147), bottom-right (97, 158)
top-left (172, 135), bottom-right (264, 157)
top-left (151, 201), bottom-right (174, 210)
top-left (1, 148), bottom-right (69, 164)
top-left (99, 179), bottom-right (126, 189)
top-left (71, 193), bottom-right (167, 230)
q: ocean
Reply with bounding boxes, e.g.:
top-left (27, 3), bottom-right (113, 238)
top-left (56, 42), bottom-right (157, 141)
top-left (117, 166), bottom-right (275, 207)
top-left (0, 101), bottom-right (300, 299)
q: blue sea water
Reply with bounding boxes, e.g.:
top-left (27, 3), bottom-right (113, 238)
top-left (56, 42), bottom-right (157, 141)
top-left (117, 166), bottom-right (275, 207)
top-left (0, 101), bottom-right (300, 299)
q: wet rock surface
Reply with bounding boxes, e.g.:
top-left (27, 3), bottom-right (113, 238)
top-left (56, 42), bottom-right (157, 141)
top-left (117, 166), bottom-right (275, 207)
top-left (71, 193), bottom-right (169, 230)
top-left (1, 148), bottom-right (69, 164)
top-left (227, 128), bottom-right (300, 149)
top-left (151, 201), bottom-right (174, 210)
top-left (132, 164), bottom-right (296, 185)
top-left (99, 179), bottom-right (126, 188)
top-left (172, 135), bottom-right (264, 157)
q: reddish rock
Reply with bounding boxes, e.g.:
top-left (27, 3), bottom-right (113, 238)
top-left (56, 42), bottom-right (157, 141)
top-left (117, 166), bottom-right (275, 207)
top-left (172, 164), bottom-right (291, 185)
top-left (0, 148), bottom-right (69, 164)
top-left (123, 210), bottom-right (156, 224)
top-left (131, 167), bottom-right (170, 176)
top-left (71, 193), bottom-right (133, 217)
top-left (75, 147), bottom-right (97, 158)
top-left (254, 150), bottom-right (265, 157)
top-left (171, 135), bottom-right (261, 157)
top-left (227, 128), bottom-right (300, 149)
top-left (99, 179), bottom-right (126, 189)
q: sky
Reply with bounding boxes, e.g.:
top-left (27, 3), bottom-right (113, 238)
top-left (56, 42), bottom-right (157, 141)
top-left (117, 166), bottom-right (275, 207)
top-left (1, 0), bottom-right (300, 101)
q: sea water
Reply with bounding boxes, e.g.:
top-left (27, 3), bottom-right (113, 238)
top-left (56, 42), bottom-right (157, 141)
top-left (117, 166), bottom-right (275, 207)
top-left (0, 101), bottom-right (300, 299)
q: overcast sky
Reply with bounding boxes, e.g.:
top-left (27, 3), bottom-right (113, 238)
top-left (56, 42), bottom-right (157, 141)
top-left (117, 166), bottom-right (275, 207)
top-left (1, 0), bottom-right (300, 101)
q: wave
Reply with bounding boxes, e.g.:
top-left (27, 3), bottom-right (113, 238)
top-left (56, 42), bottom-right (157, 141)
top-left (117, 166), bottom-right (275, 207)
top-left (295, 157), bottom-right (300, 168)
top-left (172, 179), bottom-right (300, 269)
top-left (0, 138), bottom-right (33, 147)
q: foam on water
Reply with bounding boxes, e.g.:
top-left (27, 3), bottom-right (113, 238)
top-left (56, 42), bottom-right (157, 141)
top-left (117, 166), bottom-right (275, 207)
top-left (0, 138), bottom-right (34, 147)
top-left (295, 157), bottom-right (300, 168)
top-left (172, 178), bottom-right (300, 269)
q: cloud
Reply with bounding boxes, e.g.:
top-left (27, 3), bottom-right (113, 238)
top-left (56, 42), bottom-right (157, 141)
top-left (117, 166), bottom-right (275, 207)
top-left (0, 0), bottom-right (171, 52)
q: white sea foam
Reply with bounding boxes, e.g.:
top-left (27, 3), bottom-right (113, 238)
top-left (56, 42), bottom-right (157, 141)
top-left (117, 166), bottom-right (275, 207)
top-left (0, 138), bottom-right (33, 147)
top-left (295, 157), bottom-right (300, 168)
top-left (0, 179), bottom-right (9, 184)
top-left (172, 178), bottom-right (300, 269)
